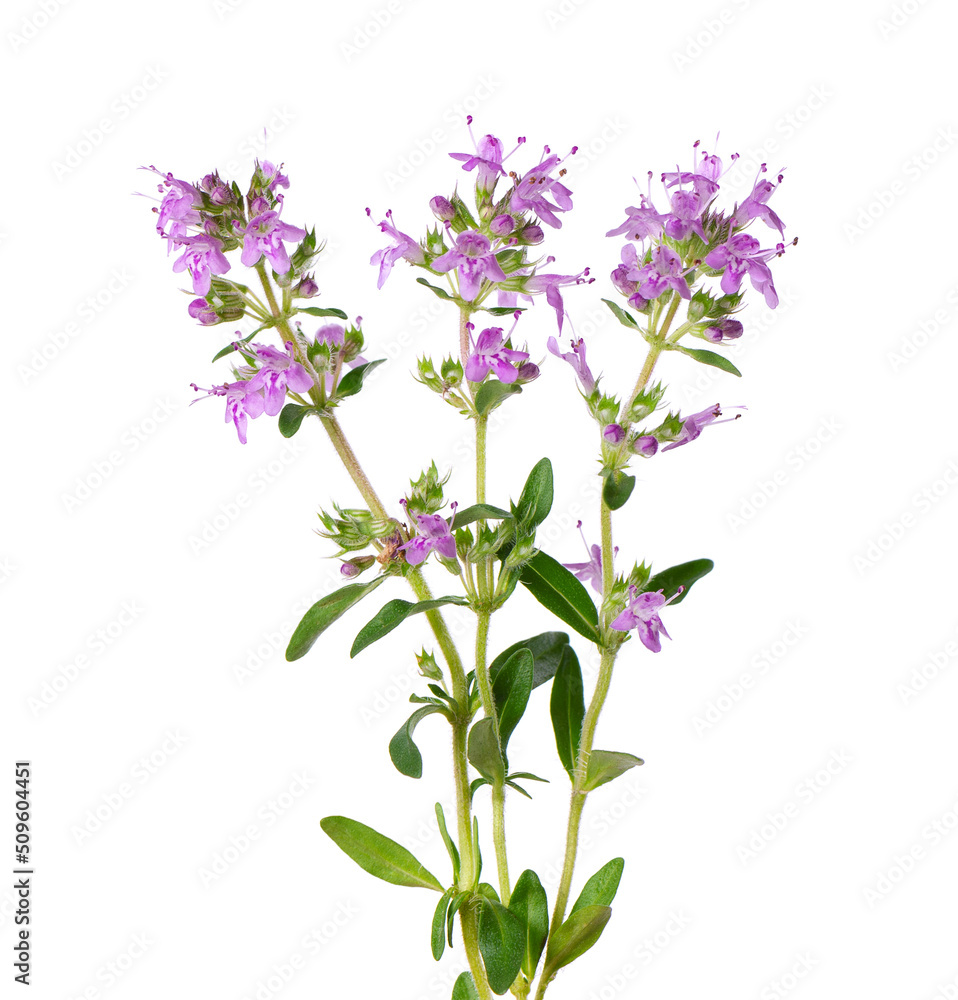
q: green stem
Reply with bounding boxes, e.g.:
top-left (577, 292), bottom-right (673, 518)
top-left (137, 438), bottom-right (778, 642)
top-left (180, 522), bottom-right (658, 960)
top-left (476, 413), bottom-right (488, 503)
top-left (461, 904), bottom-right (494, 1000)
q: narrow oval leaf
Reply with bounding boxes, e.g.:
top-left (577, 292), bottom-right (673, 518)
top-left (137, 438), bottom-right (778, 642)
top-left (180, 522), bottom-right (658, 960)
top-left (351, 596), bottom-right (470, 657)
top-left (509, 869), bottom-right (549, 979)
top-left (482, 305), bottom-right (527, 316)
top-left (336, 359), bottom-right (386, 400)
top-left (468, 718), bottom-right (505, 785)
top-left (489, 632), bottom-right (571, 690)
top-left (570, 858), bottom-right (624, 914)
top-left (320, 816), bottom-right (443, 891)
top-left (296, 305), bottom-right (349, 318)
top-left (432, 892), bottom-right (452, 960)
top-left (478, 898), bottom-right (525, 995)
top-left (602, 471), bottom-right (636, 511)
top-left (286, 577), bottom-right (385, 661)
top-left (389, 705), bottom-right (444, 779)
top-left (475, 381), bottom-right (522, 415)
top-left (451, 972), bottom-right (480, 1000)
top-left (544, 904), bottom-right (612, 974)
top-left (435, 803), bottom-right (460, 884)
top-left (601, 297), bottom-right (638, 328)
top-left (520, 552), bottom-right (599, 643)
top-left (582, 750), bottom-right (644, 792)
top-left (550, 646), bottom-right (584, 779)
top-left (643, 558), bottom-right (713, 605)
top-left (211, 322), bottom-right (271, 362)
top-left (676, 345), bottom-right (742, 377)
top-left (447, 890), bottom-right (469, 947)
top-left (278, 402), bottom-right (315, 438)
top-left (491, 648), bottom-right (533, 749)
top-left (515, 458), bottom-right (554, 530)
top-left (451, 503), bottom-right (514, 529)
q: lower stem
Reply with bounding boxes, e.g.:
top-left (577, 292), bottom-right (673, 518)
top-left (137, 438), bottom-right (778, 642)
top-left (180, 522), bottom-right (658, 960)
top-left (319, 414), bottom-right (389, 522)
top-left (462, 904), bottom-right (494, 1000)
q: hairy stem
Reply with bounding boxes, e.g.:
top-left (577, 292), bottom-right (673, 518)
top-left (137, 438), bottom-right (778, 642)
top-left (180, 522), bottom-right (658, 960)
top-left (461, 904), bottom-right (494, 1000)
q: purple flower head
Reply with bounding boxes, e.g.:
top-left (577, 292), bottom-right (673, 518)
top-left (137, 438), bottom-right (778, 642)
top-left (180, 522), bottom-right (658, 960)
top-left (192, 379), bottom-right (266, 445)
top-left (449, 118), bottom-right (524, 195)
top-left (431, 230), bottom-right (508, 300)
top-left (249, 342), bottom-right (313, 415)
top-left (563, 521), bottom-right (615, 595)
top-left (626, 244), bottom-right (691, 301)
top-left (522, 267), bottom-right (592, 332)
top-left (367, 208), bottom-right (426, 288)
top-left (610, 585), bottom-right (682, 653)
top-left (703, 318), bottom-right (744, 343)
top-left (633, 434), bottom-right (658, 458)
top-left (430, 196), bottom-right (455, 221)
top-left (172, 234), bottom-right (231, 295)
top-left (400, 513), bottom-right (458, 566)
top-left (661, 403), bottom-right (744, 452)
top-left (465, 322), bottom-right (529, 384)
top-left (704, 233), bottom-right (783, 308)
top-left (547, 335), bottom-right (596, 394)
top-left (239, 201), bottom-right (307, 274)
top-left (733, 164), bottom-right (786, 237)
top-left (603, 424), bottom-right (625, 445)
top-left (510, 145), bottom-right (577, 228)
top-left (188, 298), bottom-right (218, 326)
top-left (142, 166), bottom-right (202, 246)
top-left (663, 188), bottom-right (709, 243)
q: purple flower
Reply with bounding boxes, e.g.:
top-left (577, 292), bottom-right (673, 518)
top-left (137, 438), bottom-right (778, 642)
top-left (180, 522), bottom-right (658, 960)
top-left (703, 319), bottom-right (744, 343)
top-left (260, 160), bottom-right (289, 191)
top-left (704, 234), bottom-right (782, 308)
top-left (563, 521), bottom-right (610, 595)
top-left (368, 209), bottom-right (426, 288)
top-left (172, 234), bottom-right (231, 295)
top-left (510, 147), bottom-right (576, 228)
top-left (449, 120), bottom-right (520, 195)
top-left (610, 585), bottom-right (681, 653)
top-left (633, 435), bottom-right (658, 458)
top-left (142, 166), bottom-right (202, 245)
top-left (430, 196), bottom-right (455, 221)
top-left (465, 326), bottom-right (529, 384)
top-left (431, 230), bottom-right (508, 300)
top-left (625, 244), bottom-right (691, 301)
top-left (240, 205), bottom-right (307, 274)
top-left (661, 404), bottom-right (743, 452)
top-left (192, 380), bottom-right (266, 445)
top-left (733, 166), bottom-right (785, 237)
top-left (603, 424), bottom-right (625, 445)
top-left (400, 514), bottom-right (458, 566)
top-left (606, 195), bottom-right (667, 242)
top-left (662, 188), bottom-right (709, 243)
top-left (522, 267), bottom-right (592, 332)
top-left (489, 214), bottom-right (515, 237)
top-left (547, 336), bottom-right (596, 393)
top-left (249, 342), bottom-right (313, 414)
top-left (188, 298), bottom-right (218, 325)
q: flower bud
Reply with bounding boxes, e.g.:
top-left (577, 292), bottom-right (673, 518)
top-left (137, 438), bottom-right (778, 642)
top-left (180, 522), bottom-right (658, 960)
top-left (440, 356), bottom-right (464, 387)
top-left (489, 214), bottom-right (515, 237)
top-left (416, 648), bottom-right (443, 681)
top-left (611, 264), bottom-right (638, 297)
top-left (188, 298), bottom-right (218, 326)
top-left (516, 362), bottom-right (540, 384)
top-left (340, 555), bottom-right (376, 578)
top-left (518, 224), bottom-right (544, 245)
top-left (632, 434), bottom-right (658, 458)
top-left (295, 275), bottom-right (319, 298)
top-left (603, 423), bottom-right (625, 445)
top-left (703, 319), bottom-right (744, 343)
top-left (430, 196), bottom-right (455, 221)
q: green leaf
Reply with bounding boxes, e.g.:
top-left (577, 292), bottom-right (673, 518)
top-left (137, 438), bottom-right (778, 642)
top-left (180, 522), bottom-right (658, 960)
top-left (570, 858), bottom-right (624, 914)
top-left (482, 305), bottom-right (527, 316)
top-left (582, 750), bottom-right (644, 792)
top-left (336, 359), bottom-right (386, 399)
top-left (490, 648), bottom-right (533, 749)
top-left (520, 553), bottom-right (599, 643)
top-left (509, 869), bottom-right (549, 979)
top-left (417, 276), bottom-right (454, 301)
top-left (643, 558), bottom-right (713, 605)
top-left (447, 890), bottom-right (469, 947)
top-left (320, 816), bottom-right (444, 891)
top-left (451, 972), bottom-right (480, 1000)
top-left (278, 402), bottom-right (315, 438)
top-left (675, 345), bottom-right (742, 377)
top-left (475, 381), bottom-right (522, 415)
top-left (544, 904), bottom-right (612, 974)
top-left (389, 706), bottom-right (444, 779)
top-left (286, 577), bottom-right (386, 661)
top-left (515, 458), bottom-right (553, 530)
top-left (478, 898), bottom-right (525, 994)
top-left (434, 803), bottom-right (461, 884)
top-left (550, 646), bottom-right (584, 779)
top-left (602, 471), bottom-right (636, 511)
top-left (451, 504), bottom-right (513, 530)
top-left (468, 718), bottom-right (505, 785)
top-left (601, 297), bottom-right (638, 328)
top-left (297, 306), bottom-right (349, 319)
top-left (351, 596), bottom-right (470, 657)
top-left (211, 320), bottom-right (272, 362)
top-left (489, 632), bottom-right (571, 691)
top-left (432, 892), bottom-right (452, 960)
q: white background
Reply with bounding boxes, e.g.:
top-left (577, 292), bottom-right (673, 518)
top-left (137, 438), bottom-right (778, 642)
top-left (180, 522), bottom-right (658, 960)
top-left (3, 0), bottom-right (958, 998)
